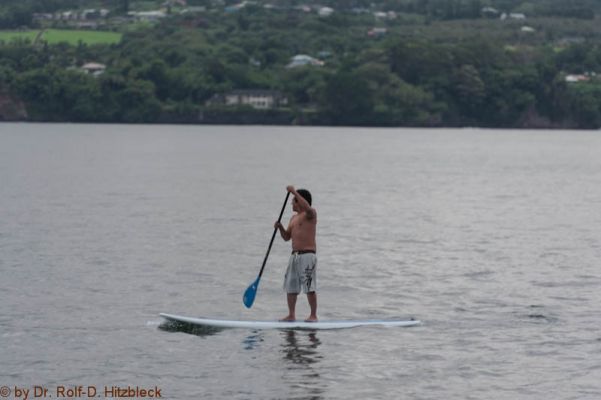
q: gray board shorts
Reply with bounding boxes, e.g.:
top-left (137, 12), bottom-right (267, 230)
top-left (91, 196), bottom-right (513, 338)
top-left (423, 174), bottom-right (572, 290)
top-left (283, 252), bottom-right (317, 294)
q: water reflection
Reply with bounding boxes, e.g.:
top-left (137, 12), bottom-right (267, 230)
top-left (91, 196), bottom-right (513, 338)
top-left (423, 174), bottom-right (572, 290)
top-left (280, 330), bottom-right (325, 400)
top-left (158, 320), bottom-right (222, 337)
top-left (282, 330), bottom-right (322, 365)
top-left (242, 332), bottom-right (264, 350)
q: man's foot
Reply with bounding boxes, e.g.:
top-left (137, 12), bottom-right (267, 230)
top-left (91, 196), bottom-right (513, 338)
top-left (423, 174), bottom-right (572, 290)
top-left (279, 315), bottom-right (296, 322)
top-left (304, 316), bottom-right (318, 322)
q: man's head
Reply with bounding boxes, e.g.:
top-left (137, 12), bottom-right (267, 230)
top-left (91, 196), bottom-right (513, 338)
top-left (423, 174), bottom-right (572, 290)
top-left (297, 189), bottom-right (312, 206)
top-left (293, 188), bottom-right (312, 212)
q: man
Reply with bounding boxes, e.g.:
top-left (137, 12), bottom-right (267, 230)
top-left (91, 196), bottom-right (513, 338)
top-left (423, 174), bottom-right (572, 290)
top-left (274, 185), bottom-right (318, 322)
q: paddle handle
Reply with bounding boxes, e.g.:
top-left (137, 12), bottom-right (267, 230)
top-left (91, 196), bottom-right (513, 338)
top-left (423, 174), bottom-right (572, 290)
top-left (257, 191), bottom-right (290, 279)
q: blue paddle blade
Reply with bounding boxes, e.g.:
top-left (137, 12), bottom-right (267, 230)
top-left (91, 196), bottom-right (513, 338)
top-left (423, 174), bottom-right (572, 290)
top-left (243, 277), bottom-right (260, 308)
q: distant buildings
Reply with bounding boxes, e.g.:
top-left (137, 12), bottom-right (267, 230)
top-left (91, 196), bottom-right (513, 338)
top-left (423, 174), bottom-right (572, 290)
top-left (565, 74), bottom-right (595, 83)
top-left (127, 11), bottom-right (167, 22)
top-left (500, 13), bottom-right (527, 20)
top-left (33, 9), bottom-right (110, 22)
top-left (368, 27), bottom-right (387, 38)
top-left (207, 90), bottom-right (288, 109)
top-left (481, 7), bottom-right (500, 18)
top-left (181, 6), bottom-right (206, 14)
top-left (565, 74), bottom-right (588, 83)
top-left (163, 0), bottom-right (188, 7)
top-left (286, 54), bottom-right (324, 68)
top-left (81, 62), bottom-right (106, 76)
top-left (225, 2), bottom-right (249, 13)
top-left (318, 7), bottom-right (334, 18)
top-left (33, 7), bottom-right (171, 25)
top-left (373, 11), bottom-right (397, 20)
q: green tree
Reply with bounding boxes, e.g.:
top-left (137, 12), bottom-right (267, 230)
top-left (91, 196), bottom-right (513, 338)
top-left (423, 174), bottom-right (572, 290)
top-left (356, 62), bottom-right (439, 125)
top-left (281, 67), bottom-right (326, 105)
top-left (452, 64), bottom-right (486, 120)
top-left (99, 76), bottom-right (161, 122)
top-left (134, 59), bottom-right (170, 100)
top-left (479, 68), bottom-right (537, 126)
top-left (567, 84), bottom-right (601, 128)
top-left (320, 70), bottom-right (375, 125)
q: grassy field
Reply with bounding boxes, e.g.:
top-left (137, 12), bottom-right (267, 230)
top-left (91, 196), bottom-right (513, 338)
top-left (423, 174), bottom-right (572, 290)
top-left (0, 29), bottom-right (122, 45)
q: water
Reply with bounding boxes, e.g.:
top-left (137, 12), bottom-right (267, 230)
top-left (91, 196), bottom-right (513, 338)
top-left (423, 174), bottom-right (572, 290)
top-left (1, 123), bottom-right (600, 399)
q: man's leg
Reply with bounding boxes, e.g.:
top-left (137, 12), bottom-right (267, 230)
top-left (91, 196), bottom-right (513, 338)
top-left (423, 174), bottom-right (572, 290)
top-left (281, 293), bottom-right (298, 321)
top-left (306, 292), bottom-right (318, 322)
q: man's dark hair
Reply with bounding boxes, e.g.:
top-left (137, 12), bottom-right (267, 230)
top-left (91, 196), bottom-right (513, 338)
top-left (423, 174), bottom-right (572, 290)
top-left (297, 189), bottom-right (312, 206)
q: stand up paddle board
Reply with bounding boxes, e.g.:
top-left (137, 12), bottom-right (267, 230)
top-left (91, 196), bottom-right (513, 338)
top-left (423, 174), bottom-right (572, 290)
top-left (160, 313), bottom-right (420, 330)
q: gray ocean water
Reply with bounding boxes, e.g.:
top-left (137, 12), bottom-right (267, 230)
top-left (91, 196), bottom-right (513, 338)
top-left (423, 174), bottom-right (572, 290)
top-left (1, 123), bottom-right (600, 400)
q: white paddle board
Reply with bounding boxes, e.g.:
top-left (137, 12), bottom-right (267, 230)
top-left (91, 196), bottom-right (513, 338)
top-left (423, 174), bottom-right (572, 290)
top-left (160, 313), bottom-right (420, 330)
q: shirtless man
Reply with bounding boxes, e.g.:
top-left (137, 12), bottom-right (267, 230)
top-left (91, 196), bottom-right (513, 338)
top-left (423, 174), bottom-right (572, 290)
top-left (274, 185), bottom-right (318, 322)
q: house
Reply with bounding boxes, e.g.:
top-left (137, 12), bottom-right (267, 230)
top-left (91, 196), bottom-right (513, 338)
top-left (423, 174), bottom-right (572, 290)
top-left (81, 62), bottom-right (106, 77)
top-left (60, 11), bottom-right (77, 20)
top-left (163, 0), bottom-right (187, 6)
top-left (294, 5), bottom-right (312, 13)
top-left (286, 54), bottom-right (324, 68)
top-left (318, 7), bottom-right (334, 17)
top-left (207, 90), bottom-right (288, 109)
top-left (225, 2), bottom-right (248, 13)
top-left (368, 27), bottom-right (387, 38)
top-left (351, 8), bottom-right (370, 14)
top-left (501, 13), bottom-right (526, 20)
top-left (374, 11), bottom-right (396, 20)
top-left (81, 9), bottom-right (102, 20)
top-left (33, 13), bottom-right (54, 21)
top-left (481, 7), bottom-right (500, 18)
top-left (565, 74), bottom-right (590, 83)
top-left (182, 6), bottom-right (207, 13)
top-left (128, 11), bottom-right (167, 22)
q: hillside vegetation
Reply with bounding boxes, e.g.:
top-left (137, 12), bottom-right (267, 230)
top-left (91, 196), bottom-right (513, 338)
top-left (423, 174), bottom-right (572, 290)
top-left (2, 0), bottom-right (601, 127)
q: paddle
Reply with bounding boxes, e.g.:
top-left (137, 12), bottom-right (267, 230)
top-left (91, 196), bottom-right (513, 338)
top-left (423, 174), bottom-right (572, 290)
top-left (243, 191), bottom-right (291, 308)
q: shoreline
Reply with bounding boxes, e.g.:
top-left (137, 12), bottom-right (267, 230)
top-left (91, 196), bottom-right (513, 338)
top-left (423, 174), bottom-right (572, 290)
top-left (1, 120), bottom-right (598, 131)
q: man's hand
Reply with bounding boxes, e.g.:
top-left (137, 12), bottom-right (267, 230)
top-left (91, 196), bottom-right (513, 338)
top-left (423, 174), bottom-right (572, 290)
top-left (274, 221), bottom-right (284, 229)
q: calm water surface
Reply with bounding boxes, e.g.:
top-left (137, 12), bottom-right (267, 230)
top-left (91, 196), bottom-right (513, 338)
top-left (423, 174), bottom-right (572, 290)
top-left (1, 123), bottom-right (600, 399)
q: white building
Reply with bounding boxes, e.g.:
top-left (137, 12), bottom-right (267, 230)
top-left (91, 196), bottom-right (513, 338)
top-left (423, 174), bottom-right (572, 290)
top-left (81, 62), bottom-right (106, 77)
top-left (565, 74), bottom-right (590, 83)
top-left (368, 27), bottom-right (388, 38)
top-left (318, 7), bottom-right (334, 17)
top-left (208, 90), bottom-right (288, 109)
top-left (501, 12), bottom-right (526, 20)
top-left (481, 7), bottom-right (500, 17)
top-left (286, 54), bottom-right (324, 68)
top-left (128, 11), bottom-right (167, 22)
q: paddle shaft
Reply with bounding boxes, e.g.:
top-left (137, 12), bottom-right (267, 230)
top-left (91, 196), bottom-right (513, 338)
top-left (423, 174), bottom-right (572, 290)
top-left (258, 191), bottom-right (291, 279)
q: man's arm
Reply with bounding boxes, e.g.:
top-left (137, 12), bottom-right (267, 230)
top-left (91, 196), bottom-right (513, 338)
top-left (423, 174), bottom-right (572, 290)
top-left (275, 220), bottom-right (291, 241)
top-left (287, 185), bottom-right (316, 220)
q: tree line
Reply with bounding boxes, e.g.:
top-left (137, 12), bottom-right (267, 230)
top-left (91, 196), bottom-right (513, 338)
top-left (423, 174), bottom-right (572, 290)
top-left (2, 2), bottom-right (601, 127)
